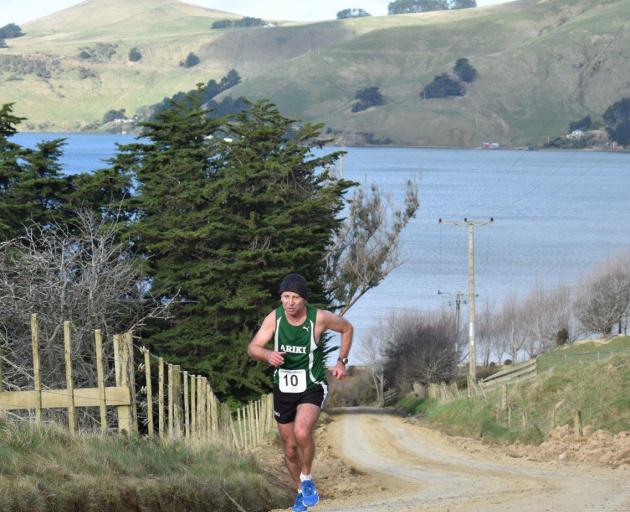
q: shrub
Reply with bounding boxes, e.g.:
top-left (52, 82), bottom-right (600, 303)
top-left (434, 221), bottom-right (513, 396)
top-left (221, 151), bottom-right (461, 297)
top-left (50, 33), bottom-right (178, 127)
top-left (180, 52), bottom-right (200, 68)
top-left (128, 47), bottom-right (142, 62)
top-left (351, 86), bottom-right (385, 112)
top-left (383, 311), bottom-right (458, 389)
top-left (421, 73), bottom-right (464, 99)
top-left (556, 328), bottom-right (569, 346)
top-left (603, 98), bottom-right (630, 146)
top-left (102, 109), bottom-right (126, 124)
top-left (569, 115), bottom-right (592, 132)
top-left (0, 23), bottom-right (24, 39)
top-left (337, 8), bottom-right (371, 19)
top-left (453, 58), bottom-right (477, 83)
top-left (78, 50), bottom-right (91, 60)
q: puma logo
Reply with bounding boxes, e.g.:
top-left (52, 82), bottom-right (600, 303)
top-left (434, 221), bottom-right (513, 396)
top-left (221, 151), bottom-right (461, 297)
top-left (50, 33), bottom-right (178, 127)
top-left (303, 326), bottom-right (309, 332)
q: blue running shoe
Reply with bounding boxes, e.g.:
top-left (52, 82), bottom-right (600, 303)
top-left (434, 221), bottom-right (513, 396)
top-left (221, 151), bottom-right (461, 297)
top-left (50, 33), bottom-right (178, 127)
top-left (292, 491), bottom-right (307, 512)
top-left (300, 479), bottom-right (319, 507)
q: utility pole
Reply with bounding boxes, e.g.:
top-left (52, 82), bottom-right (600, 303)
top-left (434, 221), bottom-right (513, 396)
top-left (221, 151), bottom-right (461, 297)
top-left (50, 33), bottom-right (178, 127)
top-left (437, 290), bottom-right (464, 336)
top-left (438, 217), bottom-right (494, 380)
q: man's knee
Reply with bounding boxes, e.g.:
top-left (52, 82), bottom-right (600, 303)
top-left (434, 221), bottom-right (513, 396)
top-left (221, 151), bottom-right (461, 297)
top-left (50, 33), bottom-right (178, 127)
top-left (294, 424), bottom-right (313, 445)
top-left (284, 441), bottom-right (299, 462)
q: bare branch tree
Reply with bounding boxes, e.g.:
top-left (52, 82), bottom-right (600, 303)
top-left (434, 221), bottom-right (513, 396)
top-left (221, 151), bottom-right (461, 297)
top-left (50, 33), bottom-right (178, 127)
top-left (357, 319), bottom-right (387, 405)
top-left (574, 255), bottom-right (630, 336)
top-left (521, 281), bottom-right (573, 357)
top-left (0, 210), bottom-right (171, 403)
top-left (325, 180), bottom-right (419, 316)
top-left (382, 310), bottom-right (458, 390)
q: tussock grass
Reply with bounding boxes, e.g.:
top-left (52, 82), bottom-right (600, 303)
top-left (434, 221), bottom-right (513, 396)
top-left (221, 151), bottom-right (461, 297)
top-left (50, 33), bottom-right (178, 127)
top-left (399, 351), bottom-right (630, 445)
top-left (0, 421), bottom-right (291, 511)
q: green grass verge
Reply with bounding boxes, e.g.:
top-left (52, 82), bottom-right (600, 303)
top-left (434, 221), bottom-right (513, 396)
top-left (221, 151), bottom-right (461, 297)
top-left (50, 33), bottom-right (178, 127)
top-left (399, 350), bottom-right (630, 445)
top-left (0, 421), bottom-right (291, 512)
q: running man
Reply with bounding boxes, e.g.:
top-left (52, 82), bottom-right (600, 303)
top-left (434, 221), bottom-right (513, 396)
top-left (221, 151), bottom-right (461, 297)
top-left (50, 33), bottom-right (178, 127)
top-left (248, 273), bottom-right (353, 512)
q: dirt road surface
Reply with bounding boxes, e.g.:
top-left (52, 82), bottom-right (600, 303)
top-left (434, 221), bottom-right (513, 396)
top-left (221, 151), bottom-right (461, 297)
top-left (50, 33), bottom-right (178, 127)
top-left (299, 413), bottom-right (630, 512)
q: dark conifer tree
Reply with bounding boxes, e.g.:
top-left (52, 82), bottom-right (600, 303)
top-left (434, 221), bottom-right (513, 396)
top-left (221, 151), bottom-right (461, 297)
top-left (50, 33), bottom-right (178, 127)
top-left (112, 89), bottom-right (354, 401)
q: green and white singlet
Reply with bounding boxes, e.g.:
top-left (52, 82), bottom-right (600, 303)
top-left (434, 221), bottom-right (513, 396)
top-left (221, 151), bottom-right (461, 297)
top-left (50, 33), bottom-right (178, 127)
top-left (273, 304), bottom-right (327, 392)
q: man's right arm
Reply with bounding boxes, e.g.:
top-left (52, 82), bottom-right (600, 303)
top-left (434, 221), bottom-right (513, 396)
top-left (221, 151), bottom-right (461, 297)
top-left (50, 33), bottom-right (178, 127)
top-left (247, 311), bottom-right (286, 367)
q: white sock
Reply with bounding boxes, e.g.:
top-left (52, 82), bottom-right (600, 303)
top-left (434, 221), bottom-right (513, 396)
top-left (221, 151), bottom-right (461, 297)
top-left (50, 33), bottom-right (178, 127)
top-left (300, 473), bottom-right (312, 482)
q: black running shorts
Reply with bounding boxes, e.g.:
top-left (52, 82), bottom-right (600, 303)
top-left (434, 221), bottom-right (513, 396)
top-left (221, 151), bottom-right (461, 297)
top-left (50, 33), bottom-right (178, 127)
top-left (273, 384), bottom-right (327, 424)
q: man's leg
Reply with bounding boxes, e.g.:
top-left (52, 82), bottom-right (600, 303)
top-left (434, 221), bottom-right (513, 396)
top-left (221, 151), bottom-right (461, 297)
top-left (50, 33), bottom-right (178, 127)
top-left (277, 421), bottom-right (301, 489)
top-left (293, 403), bottom-right (321, 476)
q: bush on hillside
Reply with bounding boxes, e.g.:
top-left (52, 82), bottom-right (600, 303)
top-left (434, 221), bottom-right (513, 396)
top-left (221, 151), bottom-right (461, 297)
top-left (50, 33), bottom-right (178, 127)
top-left (102, 109), bottom-right (126, 123)
top-left (0, 39), bottom-right (7, 49)
top-left (556, 328), bottom-right (569, 346)
top-left (603, 98), bottom-right (630, 146)
top-left (388, 0), bottom-right (476, 14)
top-left (211, 17), bottom-right (266, 29)
top-left (180, 52), bottom-right (200, 68)
top-left (569, 114), bottom-right (592, 132)
top-left (453, 58), bottom-right (477, 83)
top-left (388, 0), bottom-right (448, 14)
top-left (337, 8), bottom-right (371, 19)
top-left (421, 73), bottom-right (464, 99)
top-left (383, 311), bottom-right (459, 390)
top-left (78, 50), bottom-right (91, 60)
top-left (0, 23), bottom-right (24, 39)
top-left (450, 0), bottom-right (477, 8)
top-left (128, 47), bottom-right (142, 62)
top-left (351, 86), bottom-right (385, 112)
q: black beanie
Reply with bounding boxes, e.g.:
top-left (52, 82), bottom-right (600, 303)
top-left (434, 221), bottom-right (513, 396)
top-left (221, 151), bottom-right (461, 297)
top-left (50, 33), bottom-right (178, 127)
top-left (279, 273), bottom-right (309, 300)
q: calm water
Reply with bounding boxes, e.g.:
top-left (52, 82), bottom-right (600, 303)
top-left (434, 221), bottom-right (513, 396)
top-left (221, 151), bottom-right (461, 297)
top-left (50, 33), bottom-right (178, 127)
top-left (13, 133), bottom-right (630, 356)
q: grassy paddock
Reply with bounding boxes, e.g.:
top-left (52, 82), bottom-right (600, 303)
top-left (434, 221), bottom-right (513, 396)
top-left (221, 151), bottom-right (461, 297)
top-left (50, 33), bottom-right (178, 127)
top-left (0, 420), bottom-right (290, 512)
top-left (399, 351), bottom-right (630, 445)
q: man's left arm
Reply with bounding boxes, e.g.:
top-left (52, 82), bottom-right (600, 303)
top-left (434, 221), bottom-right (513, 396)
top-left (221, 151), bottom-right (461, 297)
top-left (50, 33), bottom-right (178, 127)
top-left (319, 310), bottom-right (353, 380)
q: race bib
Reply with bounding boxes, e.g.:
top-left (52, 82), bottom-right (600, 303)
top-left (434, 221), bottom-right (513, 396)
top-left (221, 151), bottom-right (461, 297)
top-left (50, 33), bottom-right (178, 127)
top-left (278, 369), bottom-right (307, 393)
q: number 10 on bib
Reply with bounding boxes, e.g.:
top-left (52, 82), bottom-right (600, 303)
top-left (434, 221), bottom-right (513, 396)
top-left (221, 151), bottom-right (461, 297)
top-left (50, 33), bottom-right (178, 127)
top-left (279, 369), bottom-right (307, 393)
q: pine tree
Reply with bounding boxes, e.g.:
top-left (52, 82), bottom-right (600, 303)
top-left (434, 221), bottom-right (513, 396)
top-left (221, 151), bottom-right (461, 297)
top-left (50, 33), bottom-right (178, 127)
top-left (112, 90), bottom-right (354, 402)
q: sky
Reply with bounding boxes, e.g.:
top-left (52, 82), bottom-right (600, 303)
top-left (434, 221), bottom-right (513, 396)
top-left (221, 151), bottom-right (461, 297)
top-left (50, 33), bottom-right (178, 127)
top-left (0, 0), bottom-right (512, 26)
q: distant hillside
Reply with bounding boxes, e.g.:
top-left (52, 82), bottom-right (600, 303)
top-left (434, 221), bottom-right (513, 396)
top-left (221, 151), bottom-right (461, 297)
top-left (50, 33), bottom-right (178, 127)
top-left (1, 0), bottom-right (629, 146)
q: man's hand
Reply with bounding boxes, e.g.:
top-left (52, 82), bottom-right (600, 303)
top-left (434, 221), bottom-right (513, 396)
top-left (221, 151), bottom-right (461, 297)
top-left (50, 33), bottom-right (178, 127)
top-left (267, 351), bottom-right (286, 367)
top-left (332, 361), bottom-right (347, 380)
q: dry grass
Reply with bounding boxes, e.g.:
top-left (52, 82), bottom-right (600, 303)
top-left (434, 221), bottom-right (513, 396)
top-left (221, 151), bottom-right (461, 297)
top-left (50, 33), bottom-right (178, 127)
top-left (0, 420), bottom-right (291, 511)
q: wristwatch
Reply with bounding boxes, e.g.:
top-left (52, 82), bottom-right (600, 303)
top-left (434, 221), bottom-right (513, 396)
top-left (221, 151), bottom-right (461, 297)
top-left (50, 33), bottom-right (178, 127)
top-left (338, 357), bottom-right (348, 365)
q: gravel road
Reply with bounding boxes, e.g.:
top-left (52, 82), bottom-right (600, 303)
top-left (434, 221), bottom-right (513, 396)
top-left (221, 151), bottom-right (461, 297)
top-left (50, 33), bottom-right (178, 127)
top-left (309, 413), bottom-right (630, 512)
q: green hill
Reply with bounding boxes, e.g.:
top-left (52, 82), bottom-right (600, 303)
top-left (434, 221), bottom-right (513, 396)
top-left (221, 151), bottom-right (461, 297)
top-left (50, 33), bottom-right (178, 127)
top-left (1, 0), bottom-right (629, 145)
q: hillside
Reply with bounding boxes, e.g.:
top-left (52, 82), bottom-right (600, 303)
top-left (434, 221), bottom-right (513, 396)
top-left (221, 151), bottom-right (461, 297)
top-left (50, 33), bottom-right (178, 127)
top-left (1, 0), bottom-right (629, 145)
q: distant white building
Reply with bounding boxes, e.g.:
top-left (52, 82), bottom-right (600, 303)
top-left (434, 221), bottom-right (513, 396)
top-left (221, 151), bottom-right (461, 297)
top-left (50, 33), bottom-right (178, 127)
top-left (566, 129), bottom-right (584, 140)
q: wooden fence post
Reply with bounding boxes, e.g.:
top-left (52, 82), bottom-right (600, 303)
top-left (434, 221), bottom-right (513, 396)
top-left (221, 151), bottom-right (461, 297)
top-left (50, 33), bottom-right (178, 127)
top-left (501, 384), bottom-right (508, 412)
top-left (64, 321), bottom-right (76, 434)
top-left (113, 334), bottom-right (121, 385)
top-left (158, 357), bottom-right (164, 438)
top-left (190, 373), bottom-right (196, 437)
top-left (94, 329), bottom-right (107, 433)
top-left (237, 407), bottom-right (245, 450)
top-left (183, 370), bottom-right (190, 438)
top-left (124, 332), bottom-right (138, 433)
top-left (522, 409), bottom-right (528, 430)
top-left (31, 314), bottom-right (43, 425)
top-left (507, 405), bottom-right (512, 429)
top-left (116, 334), bottom-right (133, 434)
top-left (144, 349), bottom-right (153, 438)
top-left (206, 383), bottom-right (212, 441)
top-left (168, 364), bottom-right (174, 438)
top-left (574, 410), bottom-right (583, 438)
top-left (174, 365), bottom-right (181, 438)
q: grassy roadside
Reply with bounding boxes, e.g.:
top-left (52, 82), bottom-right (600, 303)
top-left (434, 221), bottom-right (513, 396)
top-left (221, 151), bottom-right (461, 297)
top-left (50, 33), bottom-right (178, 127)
top-left (398, 343), bottom-right (630, 445)
top-left (0, 420), bottom-right (291, 512)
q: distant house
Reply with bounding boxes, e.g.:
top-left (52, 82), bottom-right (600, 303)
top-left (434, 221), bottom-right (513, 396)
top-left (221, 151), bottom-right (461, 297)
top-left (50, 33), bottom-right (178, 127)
top-left (566, 129), bottom-right (584, 140)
